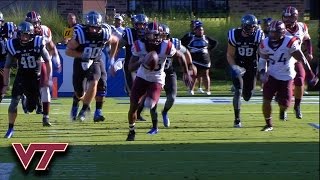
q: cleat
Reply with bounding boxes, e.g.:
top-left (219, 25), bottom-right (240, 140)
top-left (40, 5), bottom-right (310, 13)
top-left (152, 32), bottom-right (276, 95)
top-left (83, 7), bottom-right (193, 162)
top-left (162, 111), bottom-right (170, 127)
top-left (77, 110), bottom-right (86, 122)
top-left (77, 108), bottom-right (90, 122)
top-left (261, 125), bottom-right (273, 131)
top-left (188, 90), bottom-right (194, 95)
top-left (147, 128), bottom-right (159, 135)
top-left (70, 106), bottom-right (78, 121)
top-left (93, 109), bottom-right (105, 122)
top-left (197, 88), bottom-right (205, 94)
top-left (206, 91), bottom-right (211, 95)
top-left (137, 116), bottom-right (147, 121)
top-left (126, 130), bottom-right (135, 141)
top-left (42, 116), bottom-right (52, 127)
top-left (279, 111), bottom-right (288, 121)
top-left (294, 108), bottom-right (302, 119)
top-left (4, 128), bottom-right (14, 138)
top-left (93, 115), bottom-right (105, 122)
top-left (21, 95), bottom-right (29, 114)
top-left (233, 118), bottom-right (242, 128)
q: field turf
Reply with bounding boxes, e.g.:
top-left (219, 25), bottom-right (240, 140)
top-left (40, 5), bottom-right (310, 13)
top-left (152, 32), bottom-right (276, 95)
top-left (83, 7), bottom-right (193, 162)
top-left (0, 95), bottom-right (319, 180)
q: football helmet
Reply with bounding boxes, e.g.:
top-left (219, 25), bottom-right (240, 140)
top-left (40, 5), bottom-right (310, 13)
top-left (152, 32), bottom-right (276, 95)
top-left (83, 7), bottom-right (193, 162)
top-left (86, 11), bottom-right (103, 27)
top-left (25, 11), bottom-right (41, 34)
top-left (161, 24), bottom-right (170, 39)
top-left (0, 22), bottom-right (16, 39)
top-left (268, 20), bottom-right (286, 43)
top-left (282, 6), bottom-right (298, 29)
top-left (133, 14), bottom-right (148, 37)
top-left (17, 21), bottom-right (34, 45)
top-left (85, 11), bottom-right (103, 37)
top-left (261, 17), bottom-right (272, 34)
top-left (241, 14), bottom-right (258, 35)
top-left (145, 21), bottom-right (162, 45)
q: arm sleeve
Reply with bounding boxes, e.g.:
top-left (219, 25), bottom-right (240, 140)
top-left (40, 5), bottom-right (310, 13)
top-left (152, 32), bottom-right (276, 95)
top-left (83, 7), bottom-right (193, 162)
top-left (40, 46), bottom-right (51, 62)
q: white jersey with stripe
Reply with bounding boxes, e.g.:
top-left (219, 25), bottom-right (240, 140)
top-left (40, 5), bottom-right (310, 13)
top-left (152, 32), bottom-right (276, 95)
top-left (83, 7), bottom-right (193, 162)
top-left (40, 25), bottom-right (52, 44)
top-left (132, 40), bottom-right (177, 85)
top-left (259, 36), bottom-right (301, 81)
top-left (285, 22), bottom-right (310, 42)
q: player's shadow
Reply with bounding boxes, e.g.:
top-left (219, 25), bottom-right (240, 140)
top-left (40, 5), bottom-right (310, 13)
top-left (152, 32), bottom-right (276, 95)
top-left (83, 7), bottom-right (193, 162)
top-left (1, 141), bottom-right (319, 179)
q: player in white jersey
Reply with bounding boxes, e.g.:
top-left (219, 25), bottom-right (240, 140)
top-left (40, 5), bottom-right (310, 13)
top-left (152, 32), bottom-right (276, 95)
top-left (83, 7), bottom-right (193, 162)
top-left (282, 6), bottom-right (314, 119)
top-left (125, 21), bottom-right (192, 141)
top-left (258, 20), bottom-right (318, 131)
top-left (25, 11), bottom-right (61, 126)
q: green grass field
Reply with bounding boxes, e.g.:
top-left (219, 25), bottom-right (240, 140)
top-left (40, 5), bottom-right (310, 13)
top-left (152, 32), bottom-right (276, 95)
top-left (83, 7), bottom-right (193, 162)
top-left (0, 93), bottom-right (319, 179)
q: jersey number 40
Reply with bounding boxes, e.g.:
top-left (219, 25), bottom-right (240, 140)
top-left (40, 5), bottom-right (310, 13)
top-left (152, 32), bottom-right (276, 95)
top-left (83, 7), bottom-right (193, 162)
top-left (21, 56), bottom-right (37, 68)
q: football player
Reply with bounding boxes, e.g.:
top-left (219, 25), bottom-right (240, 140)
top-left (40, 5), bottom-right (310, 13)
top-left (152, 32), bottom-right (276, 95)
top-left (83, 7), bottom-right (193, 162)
top-left (25, 11), bottom-right (62, 125)
top-left (66, 11), bottom-right (118, 122)
top-left (125, 21), bottom-right (192, 141)
top-left (1, 21), bottom-right (52, 138)
top-left (227, 14), bottom-right (264, 128)
top-left (1, 14), bottom-right (16, 102)
top-left (258, 20), bottom-right (318, 131)
top-left (282, 6), bottom-right (313, 119)
top-left (112, 14), bottom-right (149, 121)
top-left (158, 24), bottom-right (195, 127)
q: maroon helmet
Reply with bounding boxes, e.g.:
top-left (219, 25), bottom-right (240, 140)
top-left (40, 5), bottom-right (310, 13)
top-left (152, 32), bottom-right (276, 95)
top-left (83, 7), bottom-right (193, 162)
top-left (25, 11), bottom-right (41, 34)
top-left (282, 6), bottom-right (298, 29)
top-left (145, 21), bottom-right (163, 45)
top-left (269, 20), bottom-right (286, 43)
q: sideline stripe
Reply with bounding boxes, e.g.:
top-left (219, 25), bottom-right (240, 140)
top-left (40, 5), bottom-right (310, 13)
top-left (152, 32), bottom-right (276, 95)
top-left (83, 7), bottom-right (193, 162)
top-left (308, 123), bottom-right (320, 129)
top-left (0, 163), bottom-right (15, 180)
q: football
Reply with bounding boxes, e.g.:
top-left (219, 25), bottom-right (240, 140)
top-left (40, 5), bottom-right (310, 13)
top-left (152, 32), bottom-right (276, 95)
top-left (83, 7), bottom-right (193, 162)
top-left (143, 51), bottom-right (159, 70)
